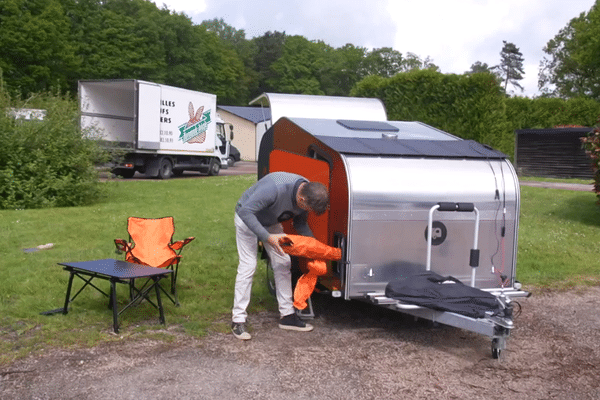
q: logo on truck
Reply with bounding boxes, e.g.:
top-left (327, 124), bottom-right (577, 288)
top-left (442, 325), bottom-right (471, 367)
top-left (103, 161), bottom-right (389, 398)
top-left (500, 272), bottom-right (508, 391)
top-left (178, 102), bottom-right (211, 144)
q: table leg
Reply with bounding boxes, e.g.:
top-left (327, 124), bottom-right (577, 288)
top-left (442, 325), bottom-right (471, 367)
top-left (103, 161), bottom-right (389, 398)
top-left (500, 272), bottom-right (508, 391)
top-left (110, 279), bottom-right (119, 333)
top-left (63, 270), bottom-right (75, 315)
top-left (154, 277), bottom-right (166, 325)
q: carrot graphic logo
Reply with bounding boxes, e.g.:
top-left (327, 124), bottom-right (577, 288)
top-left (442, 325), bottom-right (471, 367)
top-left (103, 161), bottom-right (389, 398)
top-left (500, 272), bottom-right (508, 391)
top-left (178, 102), bottom-right (211, 144)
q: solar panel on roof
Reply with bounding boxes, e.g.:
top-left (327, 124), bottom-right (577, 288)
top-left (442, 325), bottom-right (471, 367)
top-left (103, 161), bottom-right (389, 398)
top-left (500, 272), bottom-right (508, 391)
top-left (337, 120), bottom-right (400, 132)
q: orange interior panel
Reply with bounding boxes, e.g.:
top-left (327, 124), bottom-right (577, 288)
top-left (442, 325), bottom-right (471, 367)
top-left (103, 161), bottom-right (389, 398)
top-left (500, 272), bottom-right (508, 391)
top-left (269, 149), bottom-right (329, 243)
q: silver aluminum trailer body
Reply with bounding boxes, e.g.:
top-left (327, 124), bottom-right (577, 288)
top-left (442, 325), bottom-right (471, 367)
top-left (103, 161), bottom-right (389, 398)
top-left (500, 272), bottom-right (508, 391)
top-left (343, 155), bottom-right (519, 297)
top-left (257, 98), bottom-right (529, 358)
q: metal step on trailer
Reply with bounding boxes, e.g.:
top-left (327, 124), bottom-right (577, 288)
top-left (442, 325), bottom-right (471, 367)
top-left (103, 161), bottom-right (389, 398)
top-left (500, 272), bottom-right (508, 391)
top-left (364, 291), bottom-right (518, 359)
top-left (364, 291), bottom-right (514, 336)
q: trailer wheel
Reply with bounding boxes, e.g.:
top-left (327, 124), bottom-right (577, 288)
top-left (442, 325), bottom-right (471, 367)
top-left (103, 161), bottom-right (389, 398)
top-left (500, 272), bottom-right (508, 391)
top-left (157, 157), bottom-right (173, 179)
top-left (207, 158), bottom-right (220, 176)
top-left (266, 257), bottom-right (276, 297)
top-left (491, 338), bottom-right (502, 359)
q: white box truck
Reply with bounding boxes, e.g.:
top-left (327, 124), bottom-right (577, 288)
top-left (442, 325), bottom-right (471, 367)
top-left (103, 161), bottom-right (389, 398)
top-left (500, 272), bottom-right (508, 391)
top-left (79, 79), bottom-right (233, 178)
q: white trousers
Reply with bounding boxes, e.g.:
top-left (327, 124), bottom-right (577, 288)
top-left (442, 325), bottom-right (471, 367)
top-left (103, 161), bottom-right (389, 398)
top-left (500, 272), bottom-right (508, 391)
top-left (232, 213), bottom-right (293, 323)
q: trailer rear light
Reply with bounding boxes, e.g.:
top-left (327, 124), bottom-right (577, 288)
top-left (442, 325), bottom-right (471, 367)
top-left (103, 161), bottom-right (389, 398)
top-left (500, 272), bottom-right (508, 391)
top-left (124, 163), bottom-right (134, 168)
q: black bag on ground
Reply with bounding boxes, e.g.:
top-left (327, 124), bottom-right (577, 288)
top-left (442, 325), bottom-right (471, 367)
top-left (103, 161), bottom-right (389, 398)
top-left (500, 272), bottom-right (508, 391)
top-left (384, 271), bottom-right (501, 319)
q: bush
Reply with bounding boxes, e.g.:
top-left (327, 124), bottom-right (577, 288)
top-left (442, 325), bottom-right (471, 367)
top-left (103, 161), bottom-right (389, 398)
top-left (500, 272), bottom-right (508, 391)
top-left (352, 70), bottom-right (513, 156)
top-left (581, 121), bottom-right (600, 203)
top-left (0, 90), bottom-right (107, 209)
top-left (505, 96), bottom-right (600, 131)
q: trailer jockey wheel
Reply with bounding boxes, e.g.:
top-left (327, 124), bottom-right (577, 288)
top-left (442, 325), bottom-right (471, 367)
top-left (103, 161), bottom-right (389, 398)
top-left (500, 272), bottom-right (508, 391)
top-left (265, 256), bottom-right (276, 297)
top-left (492, 338), bottom-right (502, 359)
top-left (424, 221), bottom-right (447, 246)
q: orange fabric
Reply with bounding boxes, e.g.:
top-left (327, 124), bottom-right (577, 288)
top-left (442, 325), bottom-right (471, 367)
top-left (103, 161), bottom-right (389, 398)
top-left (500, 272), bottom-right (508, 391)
top-left (278, 235), bottom-right (341, 310)
top-left (278, 235), bottom-right (341, 260)
top-left (127, 217), bottom-right (179, 268)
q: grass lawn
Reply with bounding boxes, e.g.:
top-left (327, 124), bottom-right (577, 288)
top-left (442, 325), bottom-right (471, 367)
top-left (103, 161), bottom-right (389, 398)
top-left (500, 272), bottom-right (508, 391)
top-left (518, 185), bottom-right (600, 287)
top-left (0, 175), bottom-right (598, 364)
top-left (0, 175), bottom-right (275, 363)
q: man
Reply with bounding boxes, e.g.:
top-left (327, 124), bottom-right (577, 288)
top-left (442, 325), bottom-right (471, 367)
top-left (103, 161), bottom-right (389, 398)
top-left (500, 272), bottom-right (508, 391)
top-left (232, 171), bottom-right (329, 340)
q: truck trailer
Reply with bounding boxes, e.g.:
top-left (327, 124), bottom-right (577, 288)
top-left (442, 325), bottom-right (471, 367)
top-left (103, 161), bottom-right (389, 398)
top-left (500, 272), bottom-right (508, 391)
top-left (79, 79), bottom-right (233, 178)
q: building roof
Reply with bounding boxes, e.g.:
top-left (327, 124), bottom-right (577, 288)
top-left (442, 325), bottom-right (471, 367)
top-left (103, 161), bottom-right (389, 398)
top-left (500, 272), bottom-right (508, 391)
top-left (218, 106), bottom-right (271, 124)
top-left (515, 127), bottom-right (592, 135)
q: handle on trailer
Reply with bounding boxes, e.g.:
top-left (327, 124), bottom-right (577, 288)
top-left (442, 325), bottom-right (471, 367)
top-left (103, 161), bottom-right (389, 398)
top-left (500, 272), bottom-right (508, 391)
top-left (426, 202), bottom-right (480, 287)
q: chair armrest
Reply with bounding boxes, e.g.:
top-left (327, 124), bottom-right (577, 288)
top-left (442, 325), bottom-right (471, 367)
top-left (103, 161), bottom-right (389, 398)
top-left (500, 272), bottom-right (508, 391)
top-left (171, 237), bottom-right (195, 251)
top-left (114, 239), bottom-right (132, 254)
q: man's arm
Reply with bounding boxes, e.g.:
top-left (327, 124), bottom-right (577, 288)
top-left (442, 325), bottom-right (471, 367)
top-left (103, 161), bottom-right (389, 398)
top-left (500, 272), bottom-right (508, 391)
top-left (236, 185), bottom-right (277, 243)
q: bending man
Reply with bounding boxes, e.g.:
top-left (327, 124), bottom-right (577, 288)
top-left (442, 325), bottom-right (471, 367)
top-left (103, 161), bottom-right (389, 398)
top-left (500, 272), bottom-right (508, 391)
top-left (232, 172), bottom-right (329, 340)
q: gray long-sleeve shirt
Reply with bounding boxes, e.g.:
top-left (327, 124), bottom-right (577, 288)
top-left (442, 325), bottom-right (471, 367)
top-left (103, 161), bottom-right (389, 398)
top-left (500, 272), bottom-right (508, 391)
top-left (235, 172), bottom-right (313, 242)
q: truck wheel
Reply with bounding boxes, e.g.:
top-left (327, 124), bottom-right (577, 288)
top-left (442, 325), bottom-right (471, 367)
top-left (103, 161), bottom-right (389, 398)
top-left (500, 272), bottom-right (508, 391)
top-left (158, 157), bottom-right (173, 179)
top-left (207, 158), bottom-right (220, 176)
top-left (227, 156), bottom-right (236, 167)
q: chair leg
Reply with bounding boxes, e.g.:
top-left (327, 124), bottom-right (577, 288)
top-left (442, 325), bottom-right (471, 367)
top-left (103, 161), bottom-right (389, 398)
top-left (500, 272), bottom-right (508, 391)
top-left (129, 279), bottom-right (135, 301)
top-left (170, 265), bottom-right (179, 306)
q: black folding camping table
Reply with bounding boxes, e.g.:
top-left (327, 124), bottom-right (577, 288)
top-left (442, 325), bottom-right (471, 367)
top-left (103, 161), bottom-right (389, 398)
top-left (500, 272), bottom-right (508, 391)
top-left (56, 258), bottom-right (172, 333)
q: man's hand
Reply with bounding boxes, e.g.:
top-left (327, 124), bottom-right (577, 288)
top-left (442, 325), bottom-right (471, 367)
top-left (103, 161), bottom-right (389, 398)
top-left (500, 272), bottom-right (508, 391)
top-left (267, 234), bottom-right (287, 255)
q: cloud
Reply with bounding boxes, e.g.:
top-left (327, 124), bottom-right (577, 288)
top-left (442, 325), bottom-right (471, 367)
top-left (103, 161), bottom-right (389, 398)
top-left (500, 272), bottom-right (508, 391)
top-left (154, 0), bottom-right (596, 96)
top-left (186, 0), bottom-right (398, 49)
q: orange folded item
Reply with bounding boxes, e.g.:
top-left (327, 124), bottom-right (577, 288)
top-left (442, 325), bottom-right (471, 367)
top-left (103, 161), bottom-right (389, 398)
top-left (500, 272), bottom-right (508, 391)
top-left (278, 235), bottom-right (341, 310)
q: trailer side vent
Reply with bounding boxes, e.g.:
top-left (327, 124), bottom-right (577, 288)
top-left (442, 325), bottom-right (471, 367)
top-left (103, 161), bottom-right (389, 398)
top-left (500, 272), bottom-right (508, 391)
top-left (337, 120), bottom-right (399, 132)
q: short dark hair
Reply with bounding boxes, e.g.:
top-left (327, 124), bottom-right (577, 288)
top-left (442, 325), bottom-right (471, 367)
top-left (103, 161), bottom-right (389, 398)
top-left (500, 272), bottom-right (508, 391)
top-left (300, 182), bottom-right (329, 214)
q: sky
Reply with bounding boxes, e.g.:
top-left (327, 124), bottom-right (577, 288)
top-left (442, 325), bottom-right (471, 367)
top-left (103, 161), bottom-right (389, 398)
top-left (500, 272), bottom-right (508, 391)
top-left (151, 0), bottom-right (596, 97)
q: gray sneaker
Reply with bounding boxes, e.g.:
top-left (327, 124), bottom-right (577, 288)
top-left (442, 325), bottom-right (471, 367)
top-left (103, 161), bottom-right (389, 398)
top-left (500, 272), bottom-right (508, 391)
top-left (231, 322), bottom-right (251, 340)
top-left (279, 313), bottom-right (313, 332)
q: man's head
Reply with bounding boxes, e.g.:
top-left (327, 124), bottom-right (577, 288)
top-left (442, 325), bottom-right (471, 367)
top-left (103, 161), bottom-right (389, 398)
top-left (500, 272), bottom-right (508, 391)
top-left (297, 182), bottom-right (329, 215)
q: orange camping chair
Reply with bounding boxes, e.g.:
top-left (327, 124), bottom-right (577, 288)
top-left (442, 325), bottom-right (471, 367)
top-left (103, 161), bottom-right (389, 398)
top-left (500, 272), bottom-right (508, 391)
top-left (114, 217), bottom-right (195, 306)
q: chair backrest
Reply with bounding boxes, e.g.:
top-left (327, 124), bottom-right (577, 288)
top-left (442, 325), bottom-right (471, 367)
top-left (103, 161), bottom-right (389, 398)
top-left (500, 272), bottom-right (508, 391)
top-left (128, 217), bottom-right (176, 267)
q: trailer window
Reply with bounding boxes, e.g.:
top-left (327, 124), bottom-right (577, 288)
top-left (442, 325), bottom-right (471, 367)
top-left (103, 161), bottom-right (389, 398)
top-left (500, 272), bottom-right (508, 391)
top-left (308, 147), bottom-right (330, 164)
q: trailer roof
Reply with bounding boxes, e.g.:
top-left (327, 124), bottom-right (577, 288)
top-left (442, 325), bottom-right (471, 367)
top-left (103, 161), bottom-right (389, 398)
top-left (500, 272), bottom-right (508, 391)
top-left (288, 117), bottom-right (507, 159)
top-left (250, 93), bottom-right (387, 125)
top-left (218, 105), bottom-right (271, 124)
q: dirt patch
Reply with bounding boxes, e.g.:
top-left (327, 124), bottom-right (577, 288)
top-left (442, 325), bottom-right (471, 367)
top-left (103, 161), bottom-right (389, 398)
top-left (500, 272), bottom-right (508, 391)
top-left (1, 286), bottom-right (599, 399)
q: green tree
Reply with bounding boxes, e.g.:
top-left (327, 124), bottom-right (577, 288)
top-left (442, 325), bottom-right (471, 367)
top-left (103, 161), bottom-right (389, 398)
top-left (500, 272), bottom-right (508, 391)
top-left (468, 61), bottom-right (493, 74)
top-left (402, 53), bottom-right (439, 72)
top-left (252, 31), bottom-right (287, 97)
top-left (0, 0), bottom-right (78, 97)
top-left (201, 18), bottom-right (258, 104)
top-left (61, 0), bottom-right (246, 104)
top-left (539, 1), bottom-right (600, 100)
top-left (362, 47), bottom-right (404, 78)
top-left (361, 48), bottom-right (438, 78)
top-left (60, 0), bottom-right (167, 92)
top-left (268, 36), bottom-right (327, 95)
top-left (328, 44), bottom-right (368, 96)
top-left (495, 41), bottom-right (525, 94)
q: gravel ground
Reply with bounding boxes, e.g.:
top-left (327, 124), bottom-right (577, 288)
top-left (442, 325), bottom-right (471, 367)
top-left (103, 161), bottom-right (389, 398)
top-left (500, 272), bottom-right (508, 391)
top-left (1, 285), bottom-right (599, 400)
